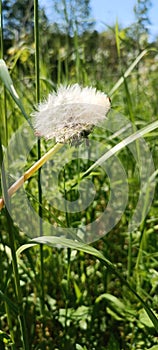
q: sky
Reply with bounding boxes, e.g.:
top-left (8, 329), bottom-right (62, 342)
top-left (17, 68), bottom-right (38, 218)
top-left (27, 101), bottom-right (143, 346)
top-left (40, 0), bottom-right (158, 40)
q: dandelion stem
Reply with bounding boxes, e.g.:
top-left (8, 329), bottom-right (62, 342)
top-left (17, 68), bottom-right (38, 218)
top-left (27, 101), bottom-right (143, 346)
top-left (0, 142), bottom-right (63, 210)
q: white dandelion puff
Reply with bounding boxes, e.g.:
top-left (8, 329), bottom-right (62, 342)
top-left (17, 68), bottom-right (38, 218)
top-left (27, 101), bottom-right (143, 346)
top-left (32, 84), bottom-right (111, 143)
top-left (0, 85), bottom-right (111, 210)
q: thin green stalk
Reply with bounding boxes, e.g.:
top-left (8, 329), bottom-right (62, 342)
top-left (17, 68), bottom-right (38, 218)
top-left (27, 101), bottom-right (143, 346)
top-left (34, 0), bottom-right (45, 327)
top-left (0, 2), bottom-right (28, 348)
top-left (1, 88), bottom-right (15, 350)
top-left (81, 45), bottom-right (88, 85)
top-left (115, 18), bottom-right (121, 60)
top-left (57, 52), bottom-right (61, 85)
top-left (74, 29), bottom-right (80, 82)
top-left (0, 0), bottom-right (3, 58)
top-left (64, 247), bottom-right (71, 342)
top-left (134, 223), bottom-right (149, 294)
top-left (4, 303), bottom-right (16, 350)
top-left (34, 0), bottom-right (40, 104)
top-left (0, 1), bottom-right (8, 145)
top-left (127, 231), bottom-right (132, 279)
top-left (0, 142), bottom-right (29, 350)
top-left (62, 0), bottom-right (69, 81)
top-left (63, 169), bottom-right (71, 341)
top-left (123, 77), bottom-right (140, 280)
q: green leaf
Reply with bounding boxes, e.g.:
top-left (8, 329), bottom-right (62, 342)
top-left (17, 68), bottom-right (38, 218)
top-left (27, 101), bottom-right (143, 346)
top-left (76, 344), bottom-right (87, 350)
top-left (74, 281), bottom-right (82, 302)
top-left (96, 293), bottom-right (133, 315)
top-left (139, 308), bottom-right (156, 329)
top-left (0, 59), bottom-right (32, 127)
top-left (16, 243), bottom-right (37, 258)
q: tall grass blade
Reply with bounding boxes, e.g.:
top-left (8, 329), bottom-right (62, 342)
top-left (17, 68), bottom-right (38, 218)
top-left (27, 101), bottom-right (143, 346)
top-left (34, 0), bottom-right (45, 336)
top-left (0, 59), bottom-right (32, 127)
top-left (0, 290), bottom-right (18, 315)
top-left (109, 48), bottom-right (157, 96)
top-left (0, 135), bottom-right (29, 349)
top-left (83, 120), bottom-right (158, 176)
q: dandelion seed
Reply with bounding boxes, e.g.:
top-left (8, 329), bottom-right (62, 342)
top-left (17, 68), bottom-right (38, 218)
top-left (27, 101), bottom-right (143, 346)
top-left (32, 84), bottom-right (111, 143)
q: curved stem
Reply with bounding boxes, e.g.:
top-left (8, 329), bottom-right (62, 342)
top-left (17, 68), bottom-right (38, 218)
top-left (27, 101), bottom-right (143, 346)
top-left (0, 142), bottom-right (63, 210)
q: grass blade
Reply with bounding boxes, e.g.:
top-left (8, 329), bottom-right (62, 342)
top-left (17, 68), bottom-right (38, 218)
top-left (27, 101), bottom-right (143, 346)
top-left (109, 48), bottom-right (157, 96)
top-left (83, 119), bottom-right (158, 177)
top-left (0, 290), bottom-right (18, 315)
top-left (0, 59), bottom-right (32, 127)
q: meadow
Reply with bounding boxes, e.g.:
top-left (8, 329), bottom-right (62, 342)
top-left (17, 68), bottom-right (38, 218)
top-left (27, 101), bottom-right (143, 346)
top-left (0, 0), bottom-right (158, 349)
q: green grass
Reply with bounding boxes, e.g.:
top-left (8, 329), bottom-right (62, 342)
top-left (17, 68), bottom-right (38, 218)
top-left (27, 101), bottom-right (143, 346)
top-left (0, 1), bottom-right (158, 349)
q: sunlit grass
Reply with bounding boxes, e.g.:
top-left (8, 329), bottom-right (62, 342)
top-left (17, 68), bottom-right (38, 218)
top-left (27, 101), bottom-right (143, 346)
top-left (0, 1), bottom-right (158, 349)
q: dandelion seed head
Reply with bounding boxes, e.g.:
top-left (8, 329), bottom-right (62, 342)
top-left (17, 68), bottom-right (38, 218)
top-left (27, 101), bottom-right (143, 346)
top-left (32, 84), bottom-right (111, 142)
